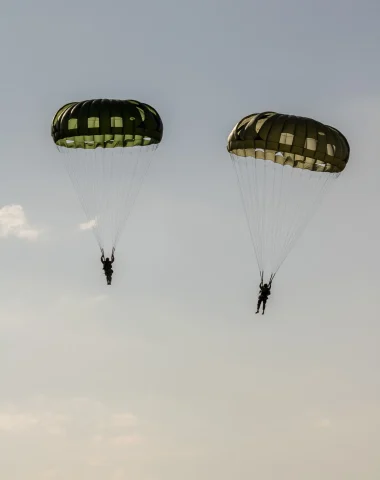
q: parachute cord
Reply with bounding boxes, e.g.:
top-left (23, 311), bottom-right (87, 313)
top-left (248, 157), bottom-right (263, 270)
top-left (259, 271), bottom-right (275, 286)
top-left (276, 166), bottom-right (303, 273)
top-left (276, 168), bottom-right (318, 267)
top-left (273, 166), bottom-right (302, 271)
top-left (61, 149), bottom-right (103, 250)
top-left (271, 157), bottom-right (285, 272)
top-left (113, 145), bottom-right (156, 249)
top-left (278, 171), bottom-right (323, 271)
top-left (270, 162), bottom-right (294, 273)
top-left (58, 144), bottom-right (157, 257)
top-left (243, 155), bottom-right (259, 266)
top-left (273, 170), bottom-right (340, 276)
top-left (114, 147), bottom-right (141, 247)
top-left (269, 159), bottom-right (277, 274)
top-left (232, 155), bottom-right (261, 271)
top-left (258, 159), bottom-right (265, 273)
top-left (261, 157), bottom-right (268, 271)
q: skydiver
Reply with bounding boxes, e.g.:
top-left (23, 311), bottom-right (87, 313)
top-left (256, 277), bottom-right (272, 315)
top-left (101, 248), bottom-right (115, 285)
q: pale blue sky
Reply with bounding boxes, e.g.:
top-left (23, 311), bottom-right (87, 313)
top-left (0, 0), bottom-right (379, 479)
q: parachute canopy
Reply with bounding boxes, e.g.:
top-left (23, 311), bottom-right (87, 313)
top-left (52, 99), bottom-right (163, 255)
top-left (228, 111), bottom-right (349, 173)
top-left (52, 99), bottom-right (163, 149)
top-left (227, 111), bottom-right (350, 281)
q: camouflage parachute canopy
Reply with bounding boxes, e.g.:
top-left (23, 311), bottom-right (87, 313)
top-left (52, 99), bottom-right (163, 149)
top-left (227, 111), bottom-right (350, 173)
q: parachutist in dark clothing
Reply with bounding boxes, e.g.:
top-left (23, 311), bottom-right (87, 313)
top-left (101, 248), bottom-right (115, 285)
top-left (256, 281), bottom-right (271, 315)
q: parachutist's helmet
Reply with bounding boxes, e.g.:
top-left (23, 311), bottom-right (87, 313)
top-left (264, 284), bottom-right (268, 288)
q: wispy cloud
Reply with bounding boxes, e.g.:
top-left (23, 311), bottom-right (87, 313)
top-left (0, 411), bottom-right (66, 435)
top-left (81, 293), bottom-right (110, 310)
top-left (110, 413), bottom-right (138, 428)
top-left (91, 434), bottom-right (104, 445)
top-left (58, 293), bottom-right (109, 306)
top-left (112, 468), bottom-right (126, 480)
top-left (40, 469), bottom-right (61, 479)
top-left (86, 455), bottom-right (108, 467)
top-left (110, 434), bottom-right (142, 446)
top-left (0, 397), bottom-right (142, 477)
top-left (0, 412), bottom-right (39, 432)
top-left (315, 417), bottom-right (331, 429)
top-left (0, 397), bottom-right (140, 444)
top-left (86, 294), bottom-right (109, 304)
top-left (0, 204), bottom-right (40, 240)
top-left (79, 218), bottom-right (97, 231)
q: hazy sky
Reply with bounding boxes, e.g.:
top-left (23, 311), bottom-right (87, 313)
top-left (1, 0), bottom-right (379, 479)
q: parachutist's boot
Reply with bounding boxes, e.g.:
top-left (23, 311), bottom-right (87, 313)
top-left (255, 310), bottom-right (259, 314)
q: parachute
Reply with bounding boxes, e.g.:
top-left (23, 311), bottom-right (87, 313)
top-left (52, 99), bottom-right (163, 256)
top-left (227, 111), bottom-right (350, 283)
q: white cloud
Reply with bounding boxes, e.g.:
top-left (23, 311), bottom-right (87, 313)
top-left (315, 417), bottom-right (331, 429)
top-left (79, 218), bottom-right (97, 230)
top-left (87, 294), bottom-right (109, 304)
top-left (110, 434), bottom-right (142, 446)
top-left (0, 204), bottom-right (40, 240)
top-left (0, 411), bottom-right (67, 435)
top-left (58, 293), bottom-right (109, 309)
top-left (86, 455), bottom-right (108, 467)
top-left (0, 412), bottom-right (39, 432)
top-left (91, 434), bottom-right (104, 444)
top-left (0, 396), bottom-right (142, 477)
top-left (112, 468), bottom-right (126, 480)
top-left (110, 413), bottom-right (138, 428)
top-left (0, 397), bottom-right (139, 444)
top-left (40, 469), bottom-right (61, 480)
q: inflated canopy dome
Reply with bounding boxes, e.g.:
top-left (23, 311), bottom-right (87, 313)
top-left (227, 111), bottom-right (350, 173)
top-left (52, 99), bottom-right (163, 149)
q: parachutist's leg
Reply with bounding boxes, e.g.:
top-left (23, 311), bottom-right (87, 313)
top-left (256, 298), bottom-right (262, 314)
top-left (262, 299), bottom-right (267, 315)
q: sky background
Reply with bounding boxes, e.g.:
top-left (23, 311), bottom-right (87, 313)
top-left (0, 0), bottom-right (380, 478)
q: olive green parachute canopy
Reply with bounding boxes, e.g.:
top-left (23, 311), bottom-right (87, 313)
top-left (52, 98), bottom-right (163, 257)
top-left (227, 110), bottom-right (351, 282)
top-left (52, 99), bottom-right (163, 149)
top-left (227, 111), bottom-right (350, 173)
